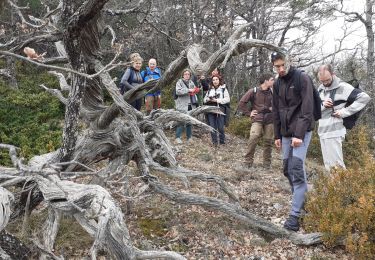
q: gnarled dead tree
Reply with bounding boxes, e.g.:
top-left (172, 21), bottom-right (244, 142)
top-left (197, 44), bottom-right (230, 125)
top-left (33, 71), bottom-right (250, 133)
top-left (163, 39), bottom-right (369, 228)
top-left (0, 0), bottom-right (319, 259)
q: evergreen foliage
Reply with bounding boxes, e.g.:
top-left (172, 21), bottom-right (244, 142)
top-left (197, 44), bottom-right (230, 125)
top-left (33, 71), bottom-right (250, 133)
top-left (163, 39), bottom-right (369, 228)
top-left (0, 62), bottom-right (64, 165)
top-left (226, 115), bottom-right (252, 139)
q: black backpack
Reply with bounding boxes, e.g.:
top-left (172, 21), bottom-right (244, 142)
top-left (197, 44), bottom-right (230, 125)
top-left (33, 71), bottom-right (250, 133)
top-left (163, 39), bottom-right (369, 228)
top-left (172, 87), bottom-right (178, 100)
top-left (329, 86), bottom-right (363, 129)
top-left (221, 88), bottom-right (231, 126)
top-left (275, 69), bottom-right (322, 121)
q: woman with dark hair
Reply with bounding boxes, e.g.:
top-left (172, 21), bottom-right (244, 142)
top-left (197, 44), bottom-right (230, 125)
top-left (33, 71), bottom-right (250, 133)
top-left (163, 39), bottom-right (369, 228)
top-left (203, 75), bottom-right (230, 146)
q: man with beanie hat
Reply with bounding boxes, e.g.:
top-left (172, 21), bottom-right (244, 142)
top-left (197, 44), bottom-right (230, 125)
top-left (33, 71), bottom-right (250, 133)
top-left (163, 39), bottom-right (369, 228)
top-left (271, 51), bottom-right (315, 231)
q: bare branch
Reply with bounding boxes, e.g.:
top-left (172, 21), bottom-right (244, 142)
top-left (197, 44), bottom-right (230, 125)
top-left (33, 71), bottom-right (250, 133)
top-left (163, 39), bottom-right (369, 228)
top-left (0, 38), bottom-right (16, 48)
top-left (40, 84), bottom-right (67, 105)
top-left (47, 71), bottom-right (71, 91)
top-left (0, 50), bottom-right (127, 80)
top-left (0, 144), bottom-right (24, 169)
top-left (7, 33), bottom-right (63, 53)
top-left (104, 0), bottom-right (151, 16)
top-left (6, 0), bottom-right (48, 28)
top-left (0, 187), bottom-right (14, 231)
top-left (144, 18), bottom-right (185, 47)
top-left (103, 25), bottom-right (116, 47)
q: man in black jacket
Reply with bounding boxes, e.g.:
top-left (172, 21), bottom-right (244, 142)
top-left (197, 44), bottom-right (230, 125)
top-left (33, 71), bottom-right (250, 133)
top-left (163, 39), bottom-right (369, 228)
top-left (271, 52), bottom-right (315, 231)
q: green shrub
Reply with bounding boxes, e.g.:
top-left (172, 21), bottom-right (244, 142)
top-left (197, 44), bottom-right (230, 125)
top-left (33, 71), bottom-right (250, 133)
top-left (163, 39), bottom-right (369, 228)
top-left (161, 83), bottom-right (177, 109)
top-left (343, 126), bottom-right (375, 168)
top-left (226, 115), bottom-right (251, 139)
top-left (307, 125), bottom-right (374, 165)
top-left (307, 130), bottom-right (323, 163)
top-left (304, 129), bottom-right (375, 259)
top-left (0, 62), bottom-right (64, 165)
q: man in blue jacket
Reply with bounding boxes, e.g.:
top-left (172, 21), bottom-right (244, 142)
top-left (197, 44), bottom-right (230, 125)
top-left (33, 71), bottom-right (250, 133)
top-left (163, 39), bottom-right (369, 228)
top-left (142, 58), bottom-right (162, 114)
top-left (272, 52), bottom-right (315, 232)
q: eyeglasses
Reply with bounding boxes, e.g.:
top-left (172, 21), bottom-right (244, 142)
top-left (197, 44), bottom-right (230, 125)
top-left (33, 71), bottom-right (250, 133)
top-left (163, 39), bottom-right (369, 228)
top-left (320, 78), bottom-right (333, 85)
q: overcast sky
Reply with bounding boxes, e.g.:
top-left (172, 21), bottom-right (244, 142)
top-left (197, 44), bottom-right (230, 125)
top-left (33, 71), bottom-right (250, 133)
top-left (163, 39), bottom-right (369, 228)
top-left (316, 0), bottom-right (367, 56)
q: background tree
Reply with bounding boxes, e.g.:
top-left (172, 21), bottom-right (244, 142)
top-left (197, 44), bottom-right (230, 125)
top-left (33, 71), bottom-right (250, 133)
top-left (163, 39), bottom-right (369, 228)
top-left (0, 0), bottom-right (374, 258)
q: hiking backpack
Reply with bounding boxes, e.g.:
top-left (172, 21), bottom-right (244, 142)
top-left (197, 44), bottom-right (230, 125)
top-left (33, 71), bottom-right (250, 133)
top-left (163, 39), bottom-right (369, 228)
top-left (274, 69), bottom-right (322, 121)
top-left (118, 68), bottom-right (135, 95)
top-left (328, 86), bottom-right (363, 129)
top-left (234, 87), bottom-right (258, 117)
top-left (172, 87), bottom-right (178, 100)
top-left (221, 87), bottom-right (231, 126)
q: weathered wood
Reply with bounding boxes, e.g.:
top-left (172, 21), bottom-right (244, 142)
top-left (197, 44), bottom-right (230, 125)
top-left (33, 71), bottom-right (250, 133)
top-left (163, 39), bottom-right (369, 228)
top-left (35, 175), bottom-right (186, 259)
top-left (146, 176), bottom-right (323, 246)
top-left (0, 187), bottom-right (13, 231)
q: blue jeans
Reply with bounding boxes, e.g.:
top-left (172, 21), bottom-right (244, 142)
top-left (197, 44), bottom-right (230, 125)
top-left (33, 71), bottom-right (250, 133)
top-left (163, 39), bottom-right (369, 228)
top-left (207, 113), bottom-right (225, 144)
top-left (281, 131), bottom-right (312, 217)
top-left (176, 124), bottom-right (192, 139)
top-left (176, 105), bottom-right (194, 140)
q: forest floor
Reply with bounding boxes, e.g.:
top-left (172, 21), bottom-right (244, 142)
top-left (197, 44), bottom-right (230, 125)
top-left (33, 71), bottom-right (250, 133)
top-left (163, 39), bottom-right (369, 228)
top-left (122, 130), bottom-right (351, 259)
top-left (7, 130), bottom-right (353, 259)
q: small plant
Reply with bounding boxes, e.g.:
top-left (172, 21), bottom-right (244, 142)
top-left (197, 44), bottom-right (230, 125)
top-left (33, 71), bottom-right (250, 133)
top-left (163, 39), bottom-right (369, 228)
top-left (0, 62), bottom-right (64, 165)
top-left (305, 133), bottom-right (375, 259)
top-left (226, 115), bottom-right (252, 138)
top-left (307, 130), bottom-right (323, 163)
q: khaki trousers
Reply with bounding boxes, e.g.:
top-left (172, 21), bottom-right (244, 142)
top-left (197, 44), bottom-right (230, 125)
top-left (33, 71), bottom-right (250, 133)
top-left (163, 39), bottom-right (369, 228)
top-left (245, 122), bottom-right (274, 166)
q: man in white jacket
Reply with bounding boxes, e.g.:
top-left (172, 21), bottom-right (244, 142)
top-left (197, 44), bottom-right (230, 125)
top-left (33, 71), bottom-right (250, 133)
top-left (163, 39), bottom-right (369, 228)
top-left (317, 64), bottom-right (371, 170)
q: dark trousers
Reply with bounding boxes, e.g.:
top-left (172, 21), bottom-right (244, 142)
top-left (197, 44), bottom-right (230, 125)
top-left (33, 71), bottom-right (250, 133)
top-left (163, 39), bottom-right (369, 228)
top-left (207, 113), bottom-right (225, 144)
top-left (131, 98), bottom-right (142, 111)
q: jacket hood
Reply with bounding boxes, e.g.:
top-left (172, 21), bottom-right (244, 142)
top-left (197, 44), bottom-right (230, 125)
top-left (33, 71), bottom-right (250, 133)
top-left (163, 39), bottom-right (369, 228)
top-left (146, 66), bottom-right (161, 74)
top-left (318, 76), bottom-right (341, 92)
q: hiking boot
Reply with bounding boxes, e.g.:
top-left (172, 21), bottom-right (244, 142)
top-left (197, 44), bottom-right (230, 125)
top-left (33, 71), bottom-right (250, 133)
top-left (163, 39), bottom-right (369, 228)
top-left (283, 215), bottom-right (300, 232)
top-left (186, 138), bottom-right (193, 144)
top-left (175, 138), bottom-right (183, 144)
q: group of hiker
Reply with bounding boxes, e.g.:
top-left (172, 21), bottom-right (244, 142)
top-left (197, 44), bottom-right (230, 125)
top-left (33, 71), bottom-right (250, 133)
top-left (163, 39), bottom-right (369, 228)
top-left (242, 52), bottom-right (370, 232)
top-left (119, 53), bottom-right (162, 113)
top-left (118, 53), bottom-right (232, 146)
top-left (174, 68), bottom-right (231, 145)
top-left (118, 51), bottom-right (371, 232)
